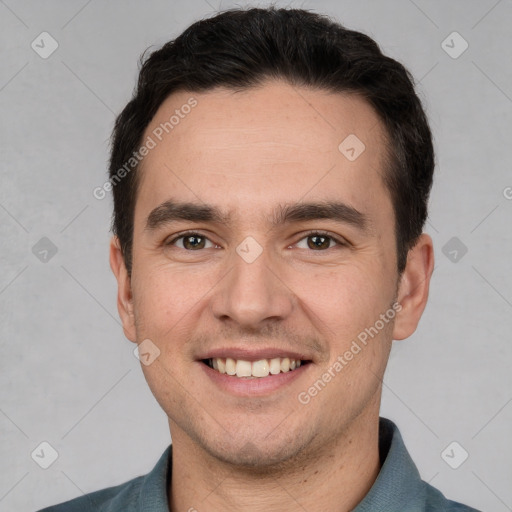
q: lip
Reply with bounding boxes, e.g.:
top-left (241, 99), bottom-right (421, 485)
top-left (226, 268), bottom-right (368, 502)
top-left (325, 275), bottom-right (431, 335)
top-left (198, 359), bottom-right (312, 396)
top-left (196, 347), bottom-right (313, 362)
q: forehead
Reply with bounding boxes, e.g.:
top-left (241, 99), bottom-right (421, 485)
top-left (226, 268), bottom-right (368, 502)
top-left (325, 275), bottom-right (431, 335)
top-left (136, 80), bottom-right (392, 227)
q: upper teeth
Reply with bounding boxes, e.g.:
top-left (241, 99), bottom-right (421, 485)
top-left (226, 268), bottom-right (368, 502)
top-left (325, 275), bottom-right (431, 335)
top-left (209, 357), bottom-right (302, 378)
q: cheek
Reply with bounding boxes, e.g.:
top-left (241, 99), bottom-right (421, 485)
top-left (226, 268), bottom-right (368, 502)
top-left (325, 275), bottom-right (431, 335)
top-left (286, 263), bottom-right (390, 339)
top-left (131, 264), bottom-right (211, 339)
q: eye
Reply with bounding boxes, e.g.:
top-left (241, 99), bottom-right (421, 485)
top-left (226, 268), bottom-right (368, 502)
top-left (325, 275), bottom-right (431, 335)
top-left (166, 232), bottom-right (217, 250)
top-left (295, 231), bottom-right (346, 251)
top-left (165, 230), bottom-right (347, 252)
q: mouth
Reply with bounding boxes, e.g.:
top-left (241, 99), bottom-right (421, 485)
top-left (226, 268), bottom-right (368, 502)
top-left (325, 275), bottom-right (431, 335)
top-left (201, 357), bottom-right (312, 378)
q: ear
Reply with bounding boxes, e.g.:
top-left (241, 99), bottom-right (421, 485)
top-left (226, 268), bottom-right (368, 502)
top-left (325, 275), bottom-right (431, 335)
top-left (392, 233), bottom-right (434, 340)
top-left (109, 236), bottom-right (137, 343)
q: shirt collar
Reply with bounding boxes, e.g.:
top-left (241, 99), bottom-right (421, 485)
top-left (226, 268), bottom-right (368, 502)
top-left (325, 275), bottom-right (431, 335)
top-left (353, 417), bottom-right (427, 511)
top-left (137, 444), bottom-right (172, 510)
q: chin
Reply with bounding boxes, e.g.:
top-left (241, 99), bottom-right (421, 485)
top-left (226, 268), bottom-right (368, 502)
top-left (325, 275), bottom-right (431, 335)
top-left (210, 441), bottom-right (301, 470)
top-left (196, 423), bottom-right (314, 471)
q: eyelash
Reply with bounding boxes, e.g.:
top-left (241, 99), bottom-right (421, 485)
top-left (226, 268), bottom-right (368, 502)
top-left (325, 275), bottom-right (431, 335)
top-left (165, 230), bottom-right (348, 251)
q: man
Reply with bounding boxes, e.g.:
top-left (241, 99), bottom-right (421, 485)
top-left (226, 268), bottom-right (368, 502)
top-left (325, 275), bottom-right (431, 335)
top-left (40, 6), bottom-right (480, 512)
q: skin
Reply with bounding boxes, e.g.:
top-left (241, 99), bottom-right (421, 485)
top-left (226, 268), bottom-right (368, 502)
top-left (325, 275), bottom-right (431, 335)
top-left (110, 80), bottom-right (434, 512)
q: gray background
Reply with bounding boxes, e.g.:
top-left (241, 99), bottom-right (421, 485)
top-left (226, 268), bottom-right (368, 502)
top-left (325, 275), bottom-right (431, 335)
top-left (1, 0), bottom-right (511, 511)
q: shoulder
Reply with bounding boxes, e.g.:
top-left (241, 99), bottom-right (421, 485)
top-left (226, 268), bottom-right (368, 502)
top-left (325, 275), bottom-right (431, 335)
top-left (375, 418), bottom-right (481, 512)
top-left (37, 444), bottom-right (172, 512)
top-left (37, 475), bottom-right (144, 511)
top-left (424, 480), bottom-right (482, 512)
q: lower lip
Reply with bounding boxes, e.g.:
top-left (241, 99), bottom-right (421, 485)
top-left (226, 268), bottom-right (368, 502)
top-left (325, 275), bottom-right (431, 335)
top-left (198, 361), bottom-right (311, 396)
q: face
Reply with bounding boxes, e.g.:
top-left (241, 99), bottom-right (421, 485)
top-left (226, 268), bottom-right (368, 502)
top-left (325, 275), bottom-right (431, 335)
top-left (111, 80), bottom-right (433, 468)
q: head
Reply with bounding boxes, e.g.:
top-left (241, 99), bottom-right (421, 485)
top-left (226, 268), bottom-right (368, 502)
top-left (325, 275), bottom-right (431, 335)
top-left (109, 7), bottom-right (434, 468)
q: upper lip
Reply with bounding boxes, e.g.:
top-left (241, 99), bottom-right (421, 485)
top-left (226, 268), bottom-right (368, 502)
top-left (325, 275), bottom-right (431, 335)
top-left (197, 347), bottom-right (313, 362)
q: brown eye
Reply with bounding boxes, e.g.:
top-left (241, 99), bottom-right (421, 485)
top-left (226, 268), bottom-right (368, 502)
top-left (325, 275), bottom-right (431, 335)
top-left (307, 234), bottom-right (332, 250)
top-left (182, 235), bottom-right (206, 250)
top-left (167, 233), bottom-right (214, 250)
top-left (295, 232), bottom-right (341, 251)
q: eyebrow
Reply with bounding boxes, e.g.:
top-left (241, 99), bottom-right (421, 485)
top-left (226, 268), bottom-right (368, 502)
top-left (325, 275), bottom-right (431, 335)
top-left (145, 199), bottom-right (371, 233)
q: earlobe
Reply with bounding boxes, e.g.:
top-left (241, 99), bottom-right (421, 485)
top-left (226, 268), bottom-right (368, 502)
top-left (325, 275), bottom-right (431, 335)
top-left (392, 233), bottom-right (434, 341)
top-left (109, 236), bottom-right (137, 343)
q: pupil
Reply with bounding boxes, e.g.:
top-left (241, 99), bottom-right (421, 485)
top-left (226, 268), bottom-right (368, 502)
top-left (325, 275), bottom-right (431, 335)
top-left (308, 235), bottom-right (329, 250)
top-left (185, 236), bottom-right (204, 250)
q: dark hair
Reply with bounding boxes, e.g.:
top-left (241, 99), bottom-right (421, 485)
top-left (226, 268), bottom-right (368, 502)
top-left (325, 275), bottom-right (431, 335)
top-left (109, 6), bottom-right (434, 275)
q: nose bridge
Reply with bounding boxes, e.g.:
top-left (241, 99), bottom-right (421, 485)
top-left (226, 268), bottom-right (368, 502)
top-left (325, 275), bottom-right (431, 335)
top-left (210, 237), bottom-right (293, 326)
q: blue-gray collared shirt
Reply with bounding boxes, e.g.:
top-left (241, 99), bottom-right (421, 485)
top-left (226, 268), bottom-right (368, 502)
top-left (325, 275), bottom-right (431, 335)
top-left (38, 417), bottom-right (480, 511)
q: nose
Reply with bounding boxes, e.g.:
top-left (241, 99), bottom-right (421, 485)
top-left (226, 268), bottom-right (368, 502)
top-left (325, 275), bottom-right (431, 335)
top-left (209, 242), bottom-right (295, 329)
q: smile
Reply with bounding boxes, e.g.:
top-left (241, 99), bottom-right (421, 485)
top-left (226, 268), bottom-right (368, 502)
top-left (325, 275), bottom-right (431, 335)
top-left (203, 357), bottom-right (310, 378)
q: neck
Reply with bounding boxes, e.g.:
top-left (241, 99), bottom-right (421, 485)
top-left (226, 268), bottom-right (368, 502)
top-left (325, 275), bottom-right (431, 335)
top-left (168, 408), bottom-right (382, 512)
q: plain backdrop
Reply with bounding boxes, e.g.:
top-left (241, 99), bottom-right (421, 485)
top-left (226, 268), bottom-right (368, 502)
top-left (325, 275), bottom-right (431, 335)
top-left (0, 1), bottom-right (511, 511)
